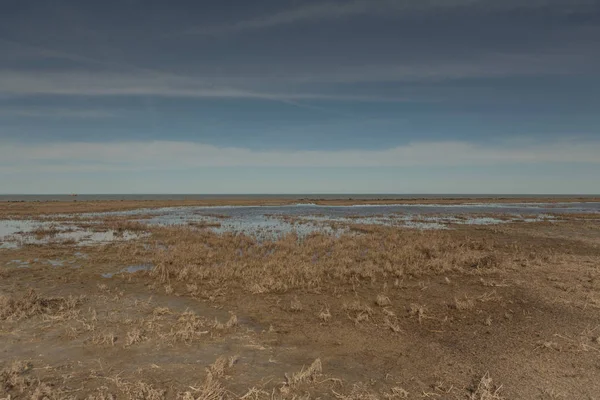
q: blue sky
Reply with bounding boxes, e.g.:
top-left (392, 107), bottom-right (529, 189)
top-left (1, 0), bottom-right (599, 193)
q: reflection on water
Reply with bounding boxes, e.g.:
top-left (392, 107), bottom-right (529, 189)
top-left (127, 201), bottom-right (596, 238)
top-left (0, 219), bottom-right (143, 249)
top-left (1, 202), bottom-right (598, 245)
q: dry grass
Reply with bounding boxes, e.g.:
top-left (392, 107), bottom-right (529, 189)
top-left (150, 228), bottom-right (516, 295)
top-left (469, 373), bottom-right (504, 400)
top-left (3, 205), bottom-right (597, 399)
top-left (343, 301), bottom-right (373, 324)
top-left (290, 297), bottom-right (304, 312)
top-left (408, 304), bottom-right (427, 323)
top-left (164, 311), bottom-right (209, 343)
top-left (333, 383), bottom-right (379, 400)
top-left (188, 221), bottom-right (222, 229)
top-left (384, 387), bottom-right (409, 399)
top-left (91, 332), bottom-right (118, 346)
top-left (318, 306), bottom-right (332, 322)
top-left (110, 377), bottom-right (165, 400)
top-left (0, 289), bottom-right (82, 321)
top-left (212, 314), bottom-right (238, 331)
top-left (375, 294), bottom-right (391, 307)
top-left (0, 361), bottom-right (33, 394)
top-left (125, 327), bottom-right (146, 346)
top-left (30, 224), bottom-right (63, 238)
top-left (284, 358), bottom-right (322, 388)
top-left (454, 296), bottom-right (476, 311)
top-left (178, 356), bottom-right (238, 400)
top-left (0, 361), bottom-right (68, 400)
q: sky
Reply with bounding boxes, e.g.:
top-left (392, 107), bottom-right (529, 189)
top-left (1, 0), bottom-right (599, 194)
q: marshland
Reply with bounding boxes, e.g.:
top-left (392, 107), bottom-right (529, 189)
top-left (1, 198), bottom-right (600, 399)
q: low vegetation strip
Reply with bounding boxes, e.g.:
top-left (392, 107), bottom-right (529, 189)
top-left (150, 227), bottom-right (520, 294)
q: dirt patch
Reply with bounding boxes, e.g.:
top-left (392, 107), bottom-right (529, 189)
top-left (1, 205), bottom-right (599, 399)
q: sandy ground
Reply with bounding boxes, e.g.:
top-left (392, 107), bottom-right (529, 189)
top-left (1, 200), bottom-right (600, 399)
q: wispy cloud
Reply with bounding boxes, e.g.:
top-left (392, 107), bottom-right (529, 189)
top-left (1, 139), bottom-right (599, 173)
top-left (0, 70), bottom-right (414, 102)
top-left (0, 106), bottom-right (115, 119)
top-left (182, 0), bottom-right (595, 35)
top-left (1, 45), bottom-right (592, 103)
top-left (270, 52), bottom-right (594, 84)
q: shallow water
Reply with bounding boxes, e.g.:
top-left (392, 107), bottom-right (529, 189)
top-left (107, 201), bottom-right (596, 238)
top-left (0, 219), bottom-right (144, 249)
top-left (1, 202), bottom-right (598, 244)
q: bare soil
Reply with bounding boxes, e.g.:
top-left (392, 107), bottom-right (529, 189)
top-left (1, 201), bottom-right (600, 399)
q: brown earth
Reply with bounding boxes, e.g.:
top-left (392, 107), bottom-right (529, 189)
top-left (1, 204), bottom-right (600, 399)
top-left (1, 197), bottom-right (599, 217)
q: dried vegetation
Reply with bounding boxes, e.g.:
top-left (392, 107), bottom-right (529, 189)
top-left (0, 289), bottom-right (83, 321)
top-left (151, 228), bottom-right (516, 295)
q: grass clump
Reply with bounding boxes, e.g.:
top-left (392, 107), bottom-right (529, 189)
top-left (375, 294), bottom-right (391, 307)
top-left (151, 228), bottom-right (510, 295)
top-left (283, 358), bottom-right (323, 389)
top-left (0, 361), bottom-right (33, 393)
top-left (164, 311), bottom-right (209, 343)
top-left (408, 304), bottom-right (427, 323)
top-left (125, 327), bottom-right (146, 346)
top-left (469, 373), bottom-right (504, 400)
top-left (318, 306), bottom-right (332, 322)
top-left (290, 297), bottom-right (304, 312)
top-left (0, 289), bottom-right (82, 321)
top-left (454, 296), bottom-right (476, 311)
top-left (212, 314), bottom-right (238, 331)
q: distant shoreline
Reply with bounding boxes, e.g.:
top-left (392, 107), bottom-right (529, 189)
top-left (1, 193), bottom-right (600, 202)
top-left (1, 195), bottom-right (600, 217)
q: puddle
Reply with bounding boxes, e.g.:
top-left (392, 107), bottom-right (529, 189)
top-left (8, 259), bottom-right (30, 268)
top-left (47, 259), bottom-right (64, 267)
top-left (102, 264), bottom-right (154, 278)
top-left (80, 202), bottom-right (597, 237)
top-left (0, 220), bottom-right (144, 249)
top-left (1, 202), bottom-right (596, 244)
top-left (140, 213), bottom-right (341, 240)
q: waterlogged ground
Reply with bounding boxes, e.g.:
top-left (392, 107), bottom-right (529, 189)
top-left (0, 219), bottom-right (144, 249)
top-left (2, 201), bottom-right (596, 247)
top-left (1, 199), bottom-right (600, 399)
